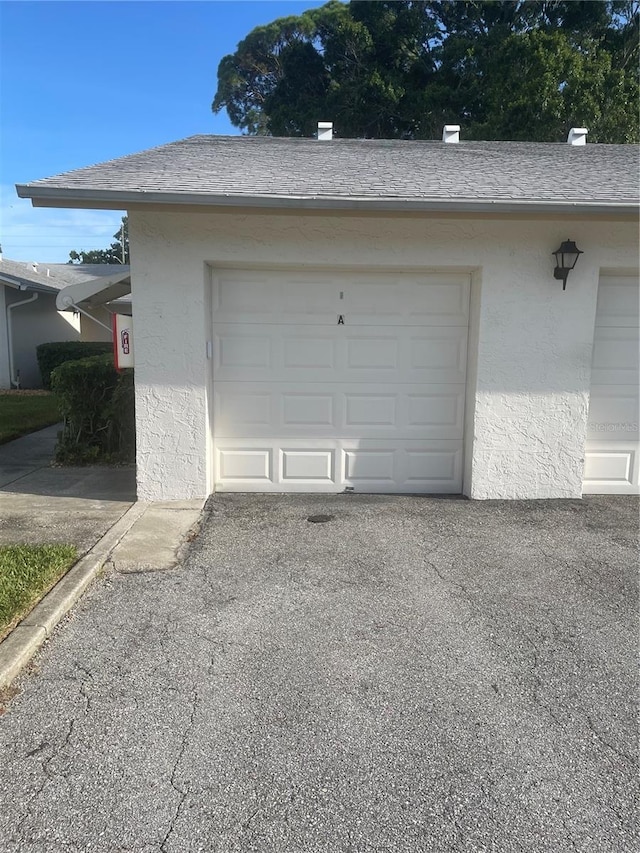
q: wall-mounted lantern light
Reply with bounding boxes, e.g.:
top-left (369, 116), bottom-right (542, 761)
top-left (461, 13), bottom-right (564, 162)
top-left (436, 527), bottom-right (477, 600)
top-left (552, 240), bottom-right (583, 290)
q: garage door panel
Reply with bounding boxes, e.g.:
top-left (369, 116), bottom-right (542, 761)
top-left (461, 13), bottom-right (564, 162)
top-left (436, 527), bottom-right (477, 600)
top-left (215, 383), bottom-right (465, 439)
top-left (343, 281), bottom-right (403, 319)
top-left (218, 335), bottom-right (272, 371)
top-left (282, 450), bottom-right (334, 482)
top-left (214, 274), bottom-right (275, 316)
top-left (212, 269), bottom-right (470, 327)
top-left (587, 387), bottom-right (639, 440)
top-left (217, 391), bottom-right (272, 428)
top-left (214, 439), bottom-right (463, 493)
top-left (218, 448), bottom-right (272, 482)
top-left (408, 393), bottom-right (461, 429)
top-left (282, 278), bottom-right (343, 316)
top-left (585, 273), bottom-right (640, 495)
top-left (215, 325), bottom-right (467, 383)
top-left (341, 276), bottom-right (469, 326)
top-left (282, 393), bottom-right (335, 427)
top-left (345, 394), bottom-right (396, 427)
top-left (405, 279), bottom-right (469, 325)
top-left (405, 449), bottom-right (458, 482)
top-left (345, 449), bottom-right (395, 482)
top-left (583, 444), bottom-right (638, 494)
top-left (214, 273), bottom-right (339, 324)
top-left (346, 338), bottom-right (399, 369)
top-left (410, 331), bottom-right (467, 380)
top-left (593, 276), bottom-right (639, 328)
top-left (283, 337), bottom-right (335, 369)
top-left (591, 329), bottom-right (639, 386)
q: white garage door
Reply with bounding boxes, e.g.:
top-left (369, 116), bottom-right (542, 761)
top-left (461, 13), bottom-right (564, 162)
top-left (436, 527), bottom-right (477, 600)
top-left (584, 274), bottom-right (640, 495)
top-left (212, 268), bottom-right (470, 493)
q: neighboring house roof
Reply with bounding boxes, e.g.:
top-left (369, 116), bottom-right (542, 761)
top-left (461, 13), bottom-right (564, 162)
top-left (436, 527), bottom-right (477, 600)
top-left (0, 258), bottom-right (130, 295)
top-left (16, 135), bottom-right (640, 216)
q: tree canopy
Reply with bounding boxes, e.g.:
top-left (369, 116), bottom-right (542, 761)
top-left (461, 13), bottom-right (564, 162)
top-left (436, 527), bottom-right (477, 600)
top-left (68, 216), bottom-right (129, 265)
top-left (212, 0), bottom-right (639, 142)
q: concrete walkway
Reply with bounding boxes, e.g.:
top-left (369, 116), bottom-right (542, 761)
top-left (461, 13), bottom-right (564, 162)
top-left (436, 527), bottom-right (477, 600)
top-left (0, 493), bottom-right (637, 852)
top-left (0, 425), bottom-right (135, 551)
top-left (0, 425), bottom-right (204, 687)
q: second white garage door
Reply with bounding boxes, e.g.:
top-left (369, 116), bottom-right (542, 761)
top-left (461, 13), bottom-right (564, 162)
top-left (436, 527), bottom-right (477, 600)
top-left (583, 273), bottom-right (640, 495)
top-left (212, 268), bottom-right (470, 493)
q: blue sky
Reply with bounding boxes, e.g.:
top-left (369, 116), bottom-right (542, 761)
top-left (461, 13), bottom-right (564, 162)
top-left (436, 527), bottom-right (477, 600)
top-left (0, 0), bottom-right (327, 262)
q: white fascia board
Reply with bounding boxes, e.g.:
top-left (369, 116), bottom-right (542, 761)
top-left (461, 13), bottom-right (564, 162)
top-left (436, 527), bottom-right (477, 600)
top-left (0, 276), bottom-right (24, 290)
top-left (0, 273), bottom-right (58, 294)
top-left (55, 272), bottom-right (131, 311)
top-left (16, 184), bottom-right (640, 217)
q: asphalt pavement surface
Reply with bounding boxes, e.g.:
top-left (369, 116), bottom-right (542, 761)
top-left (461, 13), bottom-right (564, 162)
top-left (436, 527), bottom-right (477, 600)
top-left (0, 494), bottom-right (638, 853)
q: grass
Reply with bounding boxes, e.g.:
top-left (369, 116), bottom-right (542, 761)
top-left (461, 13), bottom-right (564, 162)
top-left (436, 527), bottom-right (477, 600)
top-left (0, 391), bottom-right (61, 444)
top-left (0, 544), bottom-right (77, 641)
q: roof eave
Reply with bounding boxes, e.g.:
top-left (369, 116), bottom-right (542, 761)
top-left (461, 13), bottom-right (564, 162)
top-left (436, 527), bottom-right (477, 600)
top-left (16, 184), bottom-right (640, 217)
top-left (0, 272), bottom-right (59, 294)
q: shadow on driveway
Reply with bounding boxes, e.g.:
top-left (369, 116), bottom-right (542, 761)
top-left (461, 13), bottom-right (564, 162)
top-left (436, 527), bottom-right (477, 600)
top-left (0, 424), bottom-right (135, 553)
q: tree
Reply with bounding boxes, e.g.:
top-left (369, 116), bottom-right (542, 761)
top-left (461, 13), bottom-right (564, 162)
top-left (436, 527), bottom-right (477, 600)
top-left (212, 0), bottom-right (639, 143)
top-left (68, 216), bottom-right (129, 265)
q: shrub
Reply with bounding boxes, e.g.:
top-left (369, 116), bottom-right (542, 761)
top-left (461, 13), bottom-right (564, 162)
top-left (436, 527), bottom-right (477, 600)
top-left (50, 354), bottom-right (135, 464)
top-left (37, 341), bottom-right (113, 390)
top-left (107, 368), bottom-right (135, 461)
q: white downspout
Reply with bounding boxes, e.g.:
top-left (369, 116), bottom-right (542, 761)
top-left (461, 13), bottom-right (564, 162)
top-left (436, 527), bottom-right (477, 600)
top-left (58, 295), bottom-right (112, 333)
top-left (7, 292), bottom-right (38, 388)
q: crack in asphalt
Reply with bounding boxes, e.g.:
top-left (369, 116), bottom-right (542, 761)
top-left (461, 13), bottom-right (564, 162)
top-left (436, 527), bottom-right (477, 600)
top-left (560, 815), bottom-right (582, 853)
top-left (12, 669), bottom-right (93, 840)
top-left (585, 713), bottom-right (638, 766)
top-left (159, 689), bottom-right (199, 853)
top-left (13, 720), bottom-right (67, 842)
top-left (519, 630), bottom-right (565, 726)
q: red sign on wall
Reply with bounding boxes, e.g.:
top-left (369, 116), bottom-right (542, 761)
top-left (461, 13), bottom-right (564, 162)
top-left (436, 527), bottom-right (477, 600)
top-left (112, 314), bottom-right (134, 369)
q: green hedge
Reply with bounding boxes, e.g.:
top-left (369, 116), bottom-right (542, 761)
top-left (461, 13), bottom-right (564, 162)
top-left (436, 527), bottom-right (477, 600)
top-left (50, 354), bottom-right (135, 464)
top-left (37, 341), bottom-right (113, 390)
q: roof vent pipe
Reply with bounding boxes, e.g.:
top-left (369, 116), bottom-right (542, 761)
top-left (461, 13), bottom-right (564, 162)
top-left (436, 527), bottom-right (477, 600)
top-left (567, 127), bottom-right (588, 146)
top-left (317, 122), bottom-right (333, 141)
top-left (442, 125), bottom-right (460, 144)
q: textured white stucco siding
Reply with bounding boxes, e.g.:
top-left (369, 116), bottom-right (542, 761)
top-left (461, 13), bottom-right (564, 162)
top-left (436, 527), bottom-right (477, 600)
top-left (129, 210), bottom-right (638, 501)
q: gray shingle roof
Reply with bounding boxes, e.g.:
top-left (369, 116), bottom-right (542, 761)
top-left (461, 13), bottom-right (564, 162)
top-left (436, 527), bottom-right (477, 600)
top-left (16, 135), bottom-right (640, 214)
top-left (0, 258), bottom-right (129, 293)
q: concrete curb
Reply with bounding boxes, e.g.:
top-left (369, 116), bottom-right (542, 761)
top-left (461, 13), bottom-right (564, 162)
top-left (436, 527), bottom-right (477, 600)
top-left (0, 501), bottom-right (147, 690)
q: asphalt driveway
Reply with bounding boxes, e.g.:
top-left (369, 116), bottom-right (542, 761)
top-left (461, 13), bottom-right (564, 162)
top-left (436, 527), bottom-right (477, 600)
top-left (0, 494), bottom-right (637, 853)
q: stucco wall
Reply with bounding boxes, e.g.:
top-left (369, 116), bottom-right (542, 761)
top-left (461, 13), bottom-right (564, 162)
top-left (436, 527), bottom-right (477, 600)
top-left (5, 289), bottom-right (82, 388)
top-left (79, 306), bottom-right (115, 343)
top-left (128, 210), bottom-right (639, 501)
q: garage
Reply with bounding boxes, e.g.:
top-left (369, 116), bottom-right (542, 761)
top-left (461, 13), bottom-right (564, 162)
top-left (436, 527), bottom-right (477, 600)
top-left (212, 268), bottom-right (470, 493)
top-left (583, 274), bottom-right (640, 495)
top-left (17, 133), bottom-right (639, 501)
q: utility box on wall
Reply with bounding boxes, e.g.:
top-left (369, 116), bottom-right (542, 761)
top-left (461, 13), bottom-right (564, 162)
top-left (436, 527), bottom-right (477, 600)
top-left (113, 313), bottom-right (134, 369)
